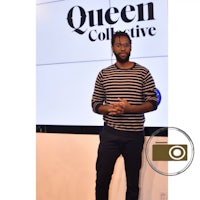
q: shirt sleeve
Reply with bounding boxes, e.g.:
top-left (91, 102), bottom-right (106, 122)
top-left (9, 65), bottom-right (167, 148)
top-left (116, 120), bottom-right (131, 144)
top-left (143, 69), bottom-right (158, 110)
top-left (91, 70), bottom-right (105, 113)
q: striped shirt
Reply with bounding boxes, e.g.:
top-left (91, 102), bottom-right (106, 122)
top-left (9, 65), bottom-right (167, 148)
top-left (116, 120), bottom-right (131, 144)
top-left (92, 63), bottom-right (158, 132)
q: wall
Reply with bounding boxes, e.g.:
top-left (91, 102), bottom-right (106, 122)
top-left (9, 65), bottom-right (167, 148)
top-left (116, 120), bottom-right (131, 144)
top-left (36, 133), bottom-right (168, 200)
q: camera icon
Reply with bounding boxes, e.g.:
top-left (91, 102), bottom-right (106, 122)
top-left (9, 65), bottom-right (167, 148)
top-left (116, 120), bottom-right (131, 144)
top-left (152, 143), bottom-right (187, 161)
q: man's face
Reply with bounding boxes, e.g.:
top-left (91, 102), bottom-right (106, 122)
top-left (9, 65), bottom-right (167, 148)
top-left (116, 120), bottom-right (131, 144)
top-left (112, 36), bottom-right (131, 63)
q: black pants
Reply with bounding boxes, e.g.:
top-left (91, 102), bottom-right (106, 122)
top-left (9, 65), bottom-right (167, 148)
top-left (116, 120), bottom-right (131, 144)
top-left (95, 125), bottom-right (144, 200)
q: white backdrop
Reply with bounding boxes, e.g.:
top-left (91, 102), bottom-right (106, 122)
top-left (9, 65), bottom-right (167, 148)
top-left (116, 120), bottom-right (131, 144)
top-left (36, 0), bottom-right (168, 127)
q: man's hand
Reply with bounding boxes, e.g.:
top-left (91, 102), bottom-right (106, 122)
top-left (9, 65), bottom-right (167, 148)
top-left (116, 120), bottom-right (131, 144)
top-left (99, 98), bottom-right (154, 116)
top-left (108, 98), bottom-right (130, 116)
top-left (98, 98), bottom-right (134, 116)
top-left (107, 102), bottom-right (124, 116)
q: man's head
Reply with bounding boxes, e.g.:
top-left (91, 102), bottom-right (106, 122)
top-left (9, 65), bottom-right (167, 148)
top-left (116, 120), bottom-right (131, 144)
top-left (111, 31), bottom-right (132, 63)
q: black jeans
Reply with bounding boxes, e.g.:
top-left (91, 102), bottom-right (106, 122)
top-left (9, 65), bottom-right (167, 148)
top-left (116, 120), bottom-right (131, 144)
top-left (95, 125), bottom-right (144, 200)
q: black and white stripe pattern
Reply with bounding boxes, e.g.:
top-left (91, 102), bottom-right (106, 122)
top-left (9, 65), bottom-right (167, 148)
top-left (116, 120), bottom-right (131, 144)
top-left (92, 63), bottom-right (158, 132)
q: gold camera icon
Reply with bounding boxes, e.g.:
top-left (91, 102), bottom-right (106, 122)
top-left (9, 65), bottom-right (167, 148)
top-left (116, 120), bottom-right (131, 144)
top-left (152, 143), bottom-right (187, 161)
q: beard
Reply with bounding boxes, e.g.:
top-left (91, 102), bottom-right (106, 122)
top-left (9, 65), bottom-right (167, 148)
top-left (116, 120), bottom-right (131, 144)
top-left (114, 52), bottom-right (130, 63)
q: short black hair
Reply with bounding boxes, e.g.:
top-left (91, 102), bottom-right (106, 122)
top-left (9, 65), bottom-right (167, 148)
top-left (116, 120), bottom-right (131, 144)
top-left (111, 31), bottom-right (131, 46)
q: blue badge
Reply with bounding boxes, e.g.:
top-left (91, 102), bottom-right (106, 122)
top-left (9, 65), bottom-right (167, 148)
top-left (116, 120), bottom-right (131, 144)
top-left (156, 88), bottom-right (161, 105)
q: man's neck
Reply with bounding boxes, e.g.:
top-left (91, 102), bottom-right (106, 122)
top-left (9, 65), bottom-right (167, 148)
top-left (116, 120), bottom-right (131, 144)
top-left (115, 61), bottom-right (134, 69)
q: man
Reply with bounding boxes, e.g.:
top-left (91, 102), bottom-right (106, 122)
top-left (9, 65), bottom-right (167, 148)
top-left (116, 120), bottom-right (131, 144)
top-left (91, 31), bottom-right (158, 200)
